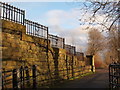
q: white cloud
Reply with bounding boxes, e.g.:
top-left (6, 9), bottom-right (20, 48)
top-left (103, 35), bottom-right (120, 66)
top-left (43, 9), bottom-right (89, 52)
top-left (40, 7), bottom-right (108, 52)
top-left (45, 9), bottom-right (80, 27)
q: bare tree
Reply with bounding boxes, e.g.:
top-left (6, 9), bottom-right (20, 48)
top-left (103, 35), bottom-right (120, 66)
top-left (80, 1), bottom-right (120, 63)
top-left (107, 26), bottom-right (119, 62)
top-left (87, 28), bottom-right (105, 55)
top-left (81, 1), bottom-right (120, 31)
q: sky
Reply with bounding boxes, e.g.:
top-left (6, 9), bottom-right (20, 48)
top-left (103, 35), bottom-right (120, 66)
top-left (9, 2), bottom-right (89, 52)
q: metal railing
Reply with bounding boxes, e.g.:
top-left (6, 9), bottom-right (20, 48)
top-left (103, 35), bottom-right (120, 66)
top-left (0, 2), bottom-right (25, 25)
top-left (25, 19), bottom-right (48, 39)
top-left (2, 64), bottom-right (92, 89)
top-left (48, 34), bottom-right (65, 49)
top-left (109, 63), bottom-right (120, 89)
top-left (64, 44), bottom-right (76, 55)
top-left (2, 65), bottom-right (37, 89)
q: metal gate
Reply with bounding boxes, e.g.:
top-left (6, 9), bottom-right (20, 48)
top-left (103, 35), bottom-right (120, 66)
top-left (109, 63), bottom-right (120, 89)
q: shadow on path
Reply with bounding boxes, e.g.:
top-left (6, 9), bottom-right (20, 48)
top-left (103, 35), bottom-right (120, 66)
top-left (53, 69), bottom-right (109, 89)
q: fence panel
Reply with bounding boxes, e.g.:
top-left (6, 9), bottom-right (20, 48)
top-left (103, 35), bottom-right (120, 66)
top-left (0, 2), bottom-right (25, 25)
top-left (2, 69), bottom-right (13, 89)
top-left (48, 34), bottom-right (65, 49)
top-left (109, 63), bottom-right (120, 89)
top-left (64, 44), bottom-right (76, 55)
top-left (25, 19), bottom-right (48, 39)
top-left (2, 64), bottom-right (92, 89)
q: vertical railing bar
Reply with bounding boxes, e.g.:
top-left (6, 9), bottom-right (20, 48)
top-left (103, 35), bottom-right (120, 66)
top-left (109, 65), bottom-right (111, 88)
top-left (5, 4), bottom-right (7, 20)
top-left (35, 23), bottom-right (37, 36)
top-left (21, 11), bottom-right (23, 25)
top-left (3, 4), bottom-right (5, 19)
top-left (13, 7), bottom-right (15, 22)
top-left (28, 20), bottom-right (30, 35)
top-left (16, 8), bottom-right (18, 23)
top-left (12, 69), bottom-right (18, 89)
top-left (18, 9), bottom-right (20, 23)
top-left (11, 5), bottom-right (13, 22)
top-left (23, 10), bottom-right (25, 25)
top-left (33, 22), bottom-right (35, 36)
top-left (8, 4), bottom-right (10, 21)
top-left (29, 21), bottom-right (31, 35)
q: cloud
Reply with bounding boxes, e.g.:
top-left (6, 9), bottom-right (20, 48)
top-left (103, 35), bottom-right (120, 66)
top-left (41, 8), bottom-right (108, 52)
top-left (45, 9), bottom-right (80, 28)
top-left (43, 9), bottom-right (89, 52)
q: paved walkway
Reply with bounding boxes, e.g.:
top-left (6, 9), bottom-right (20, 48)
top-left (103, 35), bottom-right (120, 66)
top-left (55, 69), bottom-right (109, 89)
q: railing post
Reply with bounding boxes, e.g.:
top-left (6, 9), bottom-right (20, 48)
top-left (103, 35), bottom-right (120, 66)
top-left (109, 64), bottom-right (111, 89)
top-left (2, 75), bottom-right (4, 89)
top-left (32, 65), bottom-right (37, 89)
top-left (72, 56), bottom-right (74, 79)
top-left (20, 66), bottom-right (25, 88)
top-left (66, 55), bottom-right (69, 80)
top-left (25, 66), bottom-right (30, 87)
top-left (12, 69), bottom-right (18, 89)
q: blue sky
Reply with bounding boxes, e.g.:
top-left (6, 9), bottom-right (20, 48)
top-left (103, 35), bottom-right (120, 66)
top-left (11, 2), bottom-right (84, 27)
top-left (10, 2), bottom-right (91, 52)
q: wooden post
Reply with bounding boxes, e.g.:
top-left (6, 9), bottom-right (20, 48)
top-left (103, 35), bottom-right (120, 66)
top-left (12, 69), bottom-right (18, 89)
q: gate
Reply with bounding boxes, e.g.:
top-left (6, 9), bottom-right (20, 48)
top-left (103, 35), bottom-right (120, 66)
top-left (109, 63), bottom-right (120, 89)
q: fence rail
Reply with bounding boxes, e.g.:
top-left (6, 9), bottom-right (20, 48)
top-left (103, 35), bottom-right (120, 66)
top-left (25, 19), bottom-right (48, 39)
top-left (0, 2), bottom-right (25, 25)
top-left (48, 34), bottom-right (65, 49)
top-left (109, 63), bottom-right (120, 89)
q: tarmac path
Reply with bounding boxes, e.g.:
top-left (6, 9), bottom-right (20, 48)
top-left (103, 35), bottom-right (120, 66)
top-left (55, 69), bottom-right (109, 89)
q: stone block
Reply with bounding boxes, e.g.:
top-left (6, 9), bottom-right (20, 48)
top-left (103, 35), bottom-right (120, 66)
top-left (2, 20), bottom-right (26, 32)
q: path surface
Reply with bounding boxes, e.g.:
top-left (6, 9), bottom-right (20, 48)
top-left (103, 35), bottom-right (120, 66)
top-left (56, 69), bottom-right (109, 88)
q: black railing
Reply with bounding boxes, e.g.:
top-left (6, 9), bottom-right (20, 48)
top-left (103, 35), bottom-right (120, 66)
top-left (109, 63), bottom-right (120, 89)
top-left (0, 2), bottom-right (25, 25)
top-left (25, 19), bottom-right (48, 39)
top-left (2, 65), bottom-right (91, 89)
top-left (2, 65), bottom-right (37, 89)
top-left (48, 34), bottom-right (65, 49)
top-left (64, 44), bottom-right (76, 55)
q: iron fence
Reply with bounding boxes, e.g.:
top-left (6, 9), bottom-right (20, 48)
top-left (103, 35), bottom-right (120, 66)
top-left (2, 65), bottom-right (37, 89)
top-left (25, 19), bottom-right (48, 39)
top-left (2, 64), bottom-right (91, 89)
top-left (64, 44), bottom-right (76, 55)
top-left (109, 63), bottom-right (120, 89)
top-left (48, 34), bottom-right (65, 49)
top-left (0, 2), bottom-right (25, 25)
